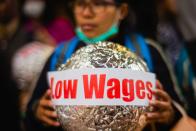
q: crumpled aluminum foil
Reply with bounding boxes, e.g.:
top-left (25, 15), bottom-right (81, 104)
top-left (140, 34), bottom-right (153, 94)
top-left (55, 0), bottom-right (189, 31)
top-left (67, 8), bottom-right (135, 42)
top-left (55, 42), bottom-right (149, 131)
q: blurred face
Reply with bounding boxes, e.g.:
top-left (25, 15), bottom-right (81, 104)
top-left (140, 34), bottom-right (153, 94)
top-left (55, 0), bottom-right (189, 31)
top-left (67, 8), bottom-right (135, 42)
top-left (74, 0), bottom-right (125, 38)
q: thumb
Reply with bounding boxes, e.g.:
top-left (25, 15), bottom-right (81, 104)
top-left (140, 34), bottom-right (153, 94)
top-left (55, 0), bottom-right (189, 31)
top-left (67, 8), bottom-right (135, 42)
top-left (156, 80), bottom-right (163, 90)
top-left (42, 89), bottom-right (52, 100)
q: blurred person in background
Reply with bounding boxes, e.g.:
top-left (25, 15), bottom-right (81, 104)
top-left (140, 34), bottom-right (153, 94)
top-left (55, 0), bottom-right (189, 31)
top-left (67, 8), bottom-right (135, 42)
top-left (25, 0), bottom-right (185, 131)
top-left (130, 0), bottom-right (196, 120)
top-left (0, 0), bottom-right (32, 59)
top-left (22, 0), bottom-right (75, 46)
top-left (0, 0), bottom-right (55, 130)
top-left (11, 0), bottom-right (75, 129)
top-left (155, 0), bottom-right (196, 119)
top-left (0, 0), bottom-right (29, 130)
top-left (177, 0), bottom-right (196, 73)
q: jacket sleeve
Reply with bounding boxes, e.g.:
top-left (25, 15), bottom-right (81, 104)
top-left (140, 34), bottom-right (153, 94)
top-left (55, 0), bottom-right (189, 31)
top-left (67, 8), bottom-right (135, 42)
top-left (146, 39), bottom-right (183, 104)
top-left (24, 54), bottom-right (63, 131)
top-left (144, 39), bottom-right (183, 130)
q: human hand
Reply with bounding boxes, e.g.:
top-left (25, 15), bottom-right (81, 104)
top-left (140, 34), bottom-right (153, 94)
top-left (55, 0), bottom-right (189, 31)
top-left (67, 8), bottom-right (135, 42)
top-left (35, 89), bottom-right (60, 127)
top-left (146, 81), bottom-right (174, 124)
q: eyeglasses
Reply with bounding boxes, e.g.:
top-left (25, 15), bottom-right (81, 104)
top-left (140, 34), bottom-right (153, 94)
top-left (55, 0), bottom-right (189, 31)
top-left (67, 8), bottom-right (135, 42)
top-left (73, 0), bottom-right (118, 14)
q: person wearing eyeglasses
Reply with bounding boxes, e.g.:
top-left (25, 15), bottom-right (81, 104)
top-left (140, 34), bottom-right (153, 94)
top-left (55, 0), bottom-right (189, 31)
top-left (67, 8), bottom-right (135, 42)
top-left (25, 0), bottom-right (183, 131)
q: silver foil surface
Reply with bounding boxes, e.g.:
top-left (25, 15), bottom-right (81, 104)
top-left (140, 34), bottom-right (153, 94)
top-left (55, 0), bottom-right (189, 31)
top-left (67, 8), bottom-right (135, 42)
top-left (55, 42), bottom-right (149, 131)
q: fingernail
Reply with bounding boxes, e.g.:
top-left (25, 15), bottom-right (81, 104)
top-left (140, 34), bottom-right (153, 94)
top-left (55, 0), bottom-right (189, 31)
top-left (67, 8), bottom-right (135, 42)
top-left (147, 113), bottom-right (152, 117)
top-left (55, 122), bottom-right (60, 126)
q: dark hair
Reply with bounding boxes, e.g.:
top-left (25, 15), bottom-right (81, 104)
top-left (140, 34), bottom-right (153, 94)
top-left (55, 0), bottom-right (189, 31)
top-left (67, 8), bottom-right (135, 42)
top-left (129, 0), bottom-right (158, 39)
top-left (115, 0), bottom-right (136, 35)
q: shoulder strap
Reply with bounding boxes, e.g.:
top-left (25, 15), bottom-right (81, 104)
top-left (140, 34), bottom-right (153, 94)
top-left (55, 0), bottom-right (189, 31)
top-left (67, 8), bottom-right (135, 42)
top-left (50, 37), bottom-right (79, 71)
top-left (125, 34), bottom-right (153, 72)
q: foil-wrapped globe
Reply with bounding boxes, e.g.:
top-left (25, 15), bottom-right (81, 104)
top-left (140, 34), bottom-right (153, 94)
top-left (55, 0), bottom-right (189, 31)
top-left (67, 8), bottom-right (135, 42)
top-left (55, 42), bottom-right (149, 131)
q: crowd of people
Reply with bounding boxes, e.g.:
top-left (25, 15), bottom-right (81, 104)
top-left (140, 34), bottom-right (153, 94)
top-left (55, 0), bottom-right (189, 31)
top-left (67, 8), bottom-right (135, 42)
top-left (0, 0), bottom-right (195, 131)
